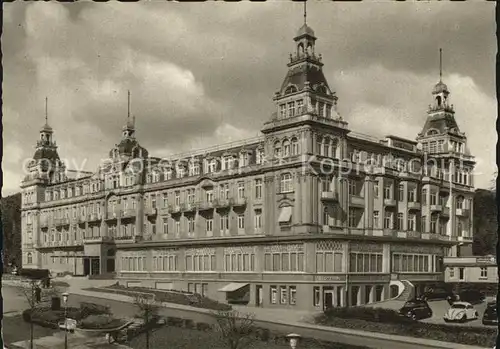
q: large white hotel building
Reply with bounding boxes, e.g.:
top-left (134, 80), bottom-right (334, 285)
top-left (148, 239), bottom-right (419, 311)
top-left (20, 19), bottom-right (475, 311)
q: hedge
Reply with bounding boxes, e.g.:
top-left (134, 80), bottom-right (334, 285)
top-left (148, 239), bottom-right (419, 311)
top-left (315, 306), bottom-right (497, 348)
top-left (91, 284), bottom-right (232, 311)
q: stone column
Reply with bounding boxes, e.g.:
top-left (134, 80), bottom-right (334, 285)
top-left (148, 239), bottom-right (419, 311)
top-left (264, 176), bottom-right (274, 235)
top-left (364, 175), bottom-right (375, 229)
top-left (312, 174), bottom-right (319, 226)
top-left (339, 176), bottom-right (349, 228)
top-left (294, 173), bottom-right (302, 224)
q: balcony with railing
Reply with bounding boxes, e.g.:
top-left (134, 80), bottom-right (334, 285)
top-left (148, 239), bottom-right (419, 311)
top-left (321, 191), bottom-right (338, 201)
top-left (54, 218), bottom-right (70, 226)
top-left (198, 200), bottom-right (216, 211)
top-left (441, 207), bottom-right (450, 216)
top-left (407, 201), bottom-right (421, 210)
top-left (263, 106), bottom-right (347, 131)
top-left (168, 204), bottom-right (183, 214)
top-left (430, 204), bottom-right (442, 212)
top-left (455, 208), bottom-right (469, 217)
top-left (106, 211), bottom-right (119, 220)
top-left (159, 206), bottom-right (170, 215)
top-left (114, 235), bottom-right (135, 244)
top-left (383, 198), bottom-right (396, 207)
top-left (40, 219), bottom-right (49, 228)
top-left (230, 197), bottom-right (247, 207)
top-left (87, 213), bottom-right (103, 223)
top-left (121, 209), bottom-right (136, 219)
top-left (214, 198), bottom-right (231, 208)
top-left (183, 202), bottom-right (198, 213)
top-left (144, 207), bottom-right (158, 217)
top-left (349, 196), bottom-right (365, 207)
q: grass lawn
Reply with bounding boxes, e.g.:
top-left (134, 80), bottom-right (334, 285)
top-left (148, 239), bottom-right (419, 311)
top-left (128, 326), bottom-right (368, 349)
top-left (3, 315), bottom-right (57, 344)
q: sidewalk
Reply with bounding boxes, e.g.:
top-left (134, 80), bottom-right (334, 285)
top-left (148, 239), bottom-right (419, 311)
top-left (10, 331), bottom-right (133, 349)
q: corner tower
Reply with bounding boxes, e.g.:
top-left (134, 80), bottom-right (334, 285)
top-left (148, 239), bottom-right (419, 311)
top-left (416, 49), bottom-right (475, 258)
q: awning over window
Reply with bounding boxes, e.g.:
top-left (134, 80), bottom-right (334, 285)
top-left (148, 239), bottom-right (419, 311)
top-left (278, 206), bottom-right (292, 223)
top-left (218, 283), bottom-right (249, 292)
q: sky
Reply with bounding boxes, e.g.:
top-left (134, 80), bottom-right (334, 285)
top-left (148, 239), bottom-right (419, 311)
top-left (2, 1), bottom-right (497, 196)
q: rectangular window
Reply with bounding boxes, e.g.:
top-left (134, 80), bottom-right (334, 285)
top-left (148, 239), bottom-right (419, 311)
top-left (373, 211), bottom-right (379, 228)
top-left (236, 182), bottom-right (245, 198)
top-left (163, 218), bottom-right (168, 234)
top-left (237, 214), bottom-right (245, 230)
top-left (407, 214), bottom-right (416, 231)
top-left (289, 286), bottom-right (297, 305)
top-left (383, 183), bottom-right (392, 200)
top-left (348, 208), bottom-right (357, 227)
top-left (397, 213), bottom-right (404, 230)
top-left (408, 187), bottom-right (416, 202)
top-left (398, 184), bottom-right (404, 201)
top-left (255, 179), bottom-right (262, 199)
top-left (206, 219), bottom-right (213, 234)
top-left (384, 212), bottom-right (393, 229)
top-left (254, 211), bottom-right (262, 230)
top-left (480, 267), bottom-right (488, 278)
top-left (373, 183), bottom-right (379, 197)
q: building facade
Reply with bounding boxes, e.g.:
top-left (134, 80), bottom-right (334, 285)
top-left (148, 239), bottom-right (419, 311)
top-left (20, 21), bottom-right (476, 311)
top-left (444, 255), bottom-right (498, 284)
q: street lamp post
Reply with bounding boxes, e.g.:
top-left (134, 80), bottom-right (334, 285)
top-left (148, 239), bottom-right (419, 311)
top-left (62, 292), bottom-right (69, 349)
top-left (286, 333), bottom-right (302, 349)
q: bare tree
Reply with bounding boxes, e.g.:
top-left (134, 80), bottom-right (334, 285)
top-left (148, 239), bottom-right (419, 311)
top-left (133, 293), bottom-right (159, 349)
top-left (19, 279), bottom-right (41, 349)
top-left (212, 310), bottom-right (256, 349)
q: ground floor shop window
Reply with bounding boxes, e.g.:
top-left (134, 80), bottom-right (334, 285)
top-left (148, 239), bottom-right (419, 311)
top-left (289, 286), bottom-right (297, 305)
top-left (313, 286), bottom-right (321, 307)
top-left (280, 286), bottom-right (287, 304)
top-left (375, 285), bottom-right (384, 302)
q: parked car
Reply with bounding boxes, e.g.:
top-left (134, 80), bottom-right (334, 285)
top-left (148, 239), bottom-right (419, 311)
top-left (421, 287), bottom-right (455, 301)
top-left (482, 301), bottom-right (498, 326)
top-left (457, 290), bottom-right (485, 304)
top-left (443, 301), bottom-right (479, 323)
top-left (399, 299), bottom-right (433, 320)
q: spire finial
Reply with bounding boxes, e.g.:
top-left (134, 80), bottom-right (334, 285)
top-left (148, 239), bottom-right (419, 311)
top-left (127, 90), bottom-right (131, 121)
top-left (304, 0), bottom-right (307, 25)
top-left (439, 48), bottom-right (443, 82)
top-left (45, 97), bottom-right (48, 124)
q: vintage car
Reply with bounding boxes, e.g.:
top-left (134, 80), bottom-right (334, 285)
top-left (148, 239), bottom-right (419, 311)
top-left (482, 301), bottom-right (498, 326)
top-left (398, 299), bottom-right (433, 320)
top-left (443, 301), bottom-right (478, 323)
top-left (420, 287), bottom-right (455, 301)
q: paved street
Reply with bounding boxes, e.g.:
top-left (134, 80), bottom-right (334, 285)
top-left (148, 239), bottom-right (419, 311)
top-left (422, 300), bottom-right (490, 328)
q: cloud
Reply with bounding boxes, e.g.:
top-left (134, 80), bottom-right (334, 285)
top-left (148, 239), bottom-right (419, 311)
top-left (2, 1), bottom-right (495, 196)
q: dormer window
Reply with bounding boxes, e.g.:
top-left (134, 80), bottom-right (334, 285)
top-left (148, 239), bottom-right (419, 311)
top-left (285, 85), bottom-right (297, 95)
top-left (177, 166), bottom-right (185, 178)
top-left (152, 170), bottom-right (160, 183)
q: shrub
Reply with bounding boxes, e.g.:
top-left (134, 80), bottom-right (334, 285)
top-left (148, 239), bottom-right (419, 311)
top-left (322, 306), bottom-right (413, 325)
top-left (80, 302), bottom-right (110, 317)
top-left (80, 314), bottom-right (123, 330)
top-left (166, 317), bottom-right (184, 327)
top-left (195, 322), bottom-right (212, 331)
top-left (316, 307), bottom-right (497, 347)
top-left (183, 319), bottom-right (195, 329)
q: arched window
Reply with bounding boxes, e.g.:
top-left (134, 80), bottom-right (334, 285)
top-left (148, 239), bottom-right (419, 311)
top-left (456, 196), bottom-right (464, 210)
top-left (316, 136), bottom-right (323, 155)
top-left (274, 141), bottom-right (282, 159)
top-left (436, 96), bottom-right (442, 106)
top-left (282, 140), bottom-right (291, 157)
top-left (298, 43), bottom-right (304, 55)
top-left (291, 137), bottom-right (299, 155)
top-left (280, 173), bottom-right (293, 193)
top-left (27, 252), bottom-right (33, 264)
top-left (322, 137), bottom-right (331, 157)
top-left (331, 139), bottom-right (338, 159)
top-left (285, 86), bottom-right (297, 95)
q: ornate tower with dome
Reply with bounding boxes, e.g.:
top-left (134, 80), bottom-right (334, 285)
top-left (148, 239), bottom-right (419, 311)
top-left (416, 49), bottom-right (475, 258)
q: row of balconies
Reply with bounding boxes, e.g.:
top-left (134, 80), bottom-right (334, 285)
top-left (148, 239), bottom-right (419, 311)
top-left (321, 190), bottom-right (469, 217)
top-left (322, 227), bottom-right (469, 242)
